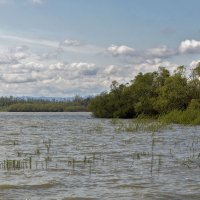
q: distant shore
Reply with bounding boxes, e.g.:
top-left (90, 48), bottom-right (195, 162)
top-left (0, 96), bottom-right (90, 112)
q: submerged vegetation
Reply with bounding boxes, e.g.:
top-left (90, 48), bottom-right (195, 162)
top-left (89, 63), bottom-right (200, 124)
top-left (111, 118), bottom-right (168, 133)
top-left (0, 95), bottom-right (90, 112)
top-left (159, 108), bottom-right (200, 125)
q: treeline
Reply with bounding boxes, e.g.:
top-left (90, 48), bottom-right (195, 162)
top-left (88, 63), bottom-right (200, 121)
top-left (0, 96), bottom-right (90, 112)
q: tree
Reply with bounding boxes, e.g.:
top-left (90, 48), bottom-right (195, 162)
top-left (154, 68), bottom-right (189, 113)
top-left (130, 72), bottom-right (158, 115)
top-left (188, 62), bottom-right (200, 99)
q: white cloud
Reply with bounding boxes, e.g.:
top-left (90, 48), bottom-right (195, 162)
top-left (179, 40), bottom-right (200, 54)
top-left (107, 45), bottom-right (135, 57)
top-left (0, 34), bottom-right (191, 97)
top-left (133, 59), bottom-right (178, 75)
top-left (1, 73), bottom-right (37, 84)
top-left (103, 65), bottom-right (121, 75)
top-left (13, 52), bottom-right (27, 60)
top-left (0, 34), bottom-right (59, 49)
top-left (0, 40), bottom-right (180, 97)
top-left (190, 60), bottom-right (200, 68)
top-left (49, 62), bottom-right (65, 70)
top-left (9, 45), bottom-right (29, 60)
top-left (70, 62), bottom-right (95, 69)
top-left (146, 46), bottom-right (177, 58)
top-left (61, 39), bottom-right (81, 47)
top-left (70, 62), bottom-right (98, 76)
top-left (0, 34), bottom-right (104, 57)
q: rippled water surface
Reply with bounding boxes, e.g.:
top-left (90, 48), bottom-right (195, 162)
top-left (0, 112), bottom-right (200, 200)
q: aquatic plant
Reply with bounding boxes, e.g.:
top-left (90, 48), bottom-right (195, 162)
top-left (35, 148), bottom-right (41, 156)
top-left (112, 118), bottom-right (168, 133)
top-left (0, 157), bottom-right (32, 170)
top-left (159, 109), bottom-right (200, 125)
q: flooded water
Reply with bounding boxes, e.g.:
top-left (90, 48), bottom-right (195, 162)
top-left (0, 112), bottom-right (200, 200)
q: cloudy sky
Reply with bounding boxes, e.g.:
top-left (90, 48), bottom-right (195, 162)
top-left (0, 0), bottom-right (200, 97)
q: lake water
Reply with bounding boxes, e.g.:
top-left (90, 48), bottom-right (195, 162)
top-left (0, 112), bottom-right (200, 200)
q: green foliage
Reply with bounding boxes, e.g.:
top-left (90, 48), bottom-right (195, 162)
top-left (188, 99), bottom-right (200, 110)
top-left (159, 109), bottom-right (200, 125)
top-left (88, 85), bottom-right (135, 118)
top-left (88, 64), bottom-right (200, 125)
top-left (154, 73), bottom-right (189, 113)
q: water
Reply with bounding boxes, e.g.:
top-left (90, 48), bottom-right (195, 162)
top-left (0, 112), bottom-right (200, 200)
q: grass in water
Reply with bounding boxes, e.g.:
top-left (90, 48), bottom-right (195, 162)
top-left (159, 109), bottom-right (200, 125)
top-left (112, 118), bottom-right (168, 133)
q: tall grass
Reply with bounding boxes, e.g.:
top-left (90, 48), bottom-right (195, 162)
top-left (159, 109), bottom-right (200, 125)
top-left (112, 118), bottom-right (167, 133)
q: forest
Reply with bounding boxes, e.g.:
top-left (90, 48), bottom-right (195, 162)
top-left (88, 63), bottom-right (200, 124)
top-left (0, 96), bottom-right (90, 112)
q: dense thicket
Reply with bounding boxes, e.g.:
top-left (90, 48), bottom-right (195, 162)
top-left (88, 64), bottom-right (200, 119)
top-left (0, 96), bottom-right (90, 112)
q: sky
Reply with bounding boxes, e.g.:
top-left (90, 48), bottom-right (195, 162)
top-left (0, 0), bottom-right (200, 97)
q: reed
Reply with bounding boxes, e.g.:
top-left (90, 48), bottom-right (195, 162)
top-left (159, 109), bottom-right (200, 125)
top-left (0, 158), bottom-right (32, 170)
top-left (112, 118), bottom-right (167, 133)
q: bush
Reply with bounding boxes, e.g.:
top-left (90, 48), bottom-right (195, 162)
top-left (159, 109), bottom-right (200, 125)
top-left (188, 99), bottom-right (200, 110)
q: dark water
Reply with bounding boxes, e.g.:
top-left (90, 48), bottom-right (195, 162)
top-left (0, 112), bottom-right (200, 200)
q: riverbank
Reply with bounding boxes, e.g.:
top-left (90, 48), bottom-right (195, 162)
top-left (0, 96), bottom-right (90, 112)
top-left (88, 65), bottom-right (200, 125)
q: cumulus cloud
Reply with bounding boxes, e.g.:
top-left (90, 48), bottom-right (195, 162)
top-left (70, 62), bottom-right (98, 76)
top-left (132, 59), bottom-right (178, 76)
top-left (49, 62), bottom-right (65, 70)
top-left (0, 34), bottom-right (189, 97)
top-left (0, 48), bottom-right (178, 96)
top-left (103, 65), bottom-right (122, 75)
top-left (61, 39), bottom-right (81, 47)
top-left (179, 40), bottom-right (200, 54)
top-left (0, 54), bottom-right (18, 65)
top-left (190, 60), bottom-right (200, 68)
top-left (9, 45), bottom-right (29, 60)
top-left (0, 45), bottom-right (30, 66)
top-left (107, 45), bottom-right (135, 57)
top-left (107, 44), bottom-right (178, 61)
top-left (0, 73), bottom-right (37, 84)
top-left (146, 46), bottom-right (177, 59)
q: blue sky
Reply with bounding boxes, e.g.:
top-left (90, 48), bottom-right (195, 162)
top-left (0, 0), bottom-right (200, 97)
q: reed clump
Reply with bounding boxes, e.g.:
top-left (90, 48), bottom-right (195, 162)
top-left (0, 158), bottom-right (32, 170)
top-left (159, 109), bottom-right (200, 125)
top-left (112, 118), bottom-right (167, 133)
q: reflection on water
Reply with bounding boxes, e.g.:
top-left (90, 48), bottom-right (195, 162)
top-left (0, 112), bottom-right (200, 200)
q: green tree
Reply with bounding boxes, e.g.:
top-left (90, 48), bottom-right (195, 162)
top-left (154, 67), bottom-right (189, 113)
top-left (130, 72), bottom-right (158, 116)
top-left (188, 62), bottom-right (200, 99)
